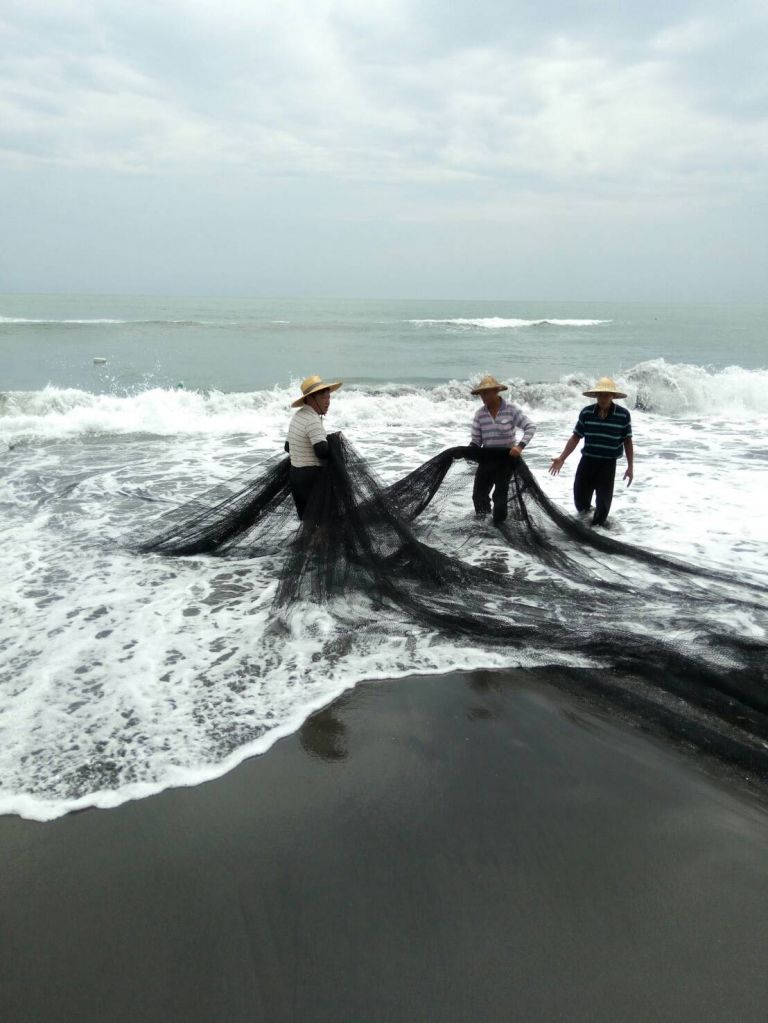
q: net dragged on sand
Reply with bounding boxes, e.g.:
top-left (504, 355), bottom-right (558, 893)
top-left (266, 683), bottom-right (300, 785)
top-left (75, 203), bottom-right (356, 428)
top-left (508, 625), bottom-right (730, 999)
top-left (130, 434), bottom-right (768, 777)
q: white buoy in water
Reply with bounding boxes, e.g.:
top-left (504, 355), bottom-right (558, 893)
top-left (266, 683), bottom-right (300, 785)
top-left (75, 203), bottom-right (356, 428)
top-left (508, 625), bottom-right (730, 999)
top-left (93, 357), bottom-right (107, 365)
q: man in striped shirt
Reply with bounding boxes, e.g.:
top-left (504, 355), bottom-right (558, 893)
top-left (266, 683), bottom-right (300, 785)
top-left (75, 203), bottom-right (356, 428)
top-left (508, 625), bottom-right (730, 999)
top-left (549, 376), bottom-right (634, 526)
top-left (469, 374), bottom-right (537, 525)
top-left (286, 374), bottom-right (342, 519)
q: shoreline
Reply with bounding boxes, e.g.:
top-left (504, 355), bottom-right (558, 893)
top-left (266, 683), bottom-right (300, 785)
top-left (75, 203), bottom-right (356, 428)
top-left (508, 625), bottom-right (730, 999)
top-left (6, 658), bottom-right (767, 824)
top-left (3, 667), bottom-right (768, 1022)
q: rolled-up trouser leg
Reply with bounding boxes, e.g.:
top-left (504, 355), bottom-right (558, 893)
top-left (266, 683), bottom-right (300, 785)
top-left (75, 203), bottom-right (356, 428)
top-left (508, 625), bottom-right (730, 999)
top-left (491, 463), bottom-right (513, 524)
top-left (574, 456), bottom-right (617, 524)
top-left (592, 459), bottom-right (617, 525)
top-left (289, 466), bottom-right (322, 520)
top-left (472, 463), bottom-right (495, 516)
top-left (573, 456), bottom-right (595, 513)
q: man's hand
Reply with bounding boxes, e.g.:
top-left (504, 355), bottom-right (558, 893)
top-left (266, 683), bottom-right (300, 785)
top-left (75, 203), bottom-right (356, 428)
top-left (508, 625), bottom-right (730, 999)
top-left (509, 445), bottom-right (523, 457)
top-left (623, 466), bottom-right (634, 486)
top-left (549, 456), bottom-right (565, 476)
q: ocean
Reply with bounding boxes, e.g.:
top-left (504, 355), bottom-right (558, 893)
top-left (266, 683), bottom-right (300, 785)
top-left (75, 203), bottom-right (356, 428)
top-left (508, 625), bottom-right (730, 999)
top-left (1, 295), bottom-right (767, 820)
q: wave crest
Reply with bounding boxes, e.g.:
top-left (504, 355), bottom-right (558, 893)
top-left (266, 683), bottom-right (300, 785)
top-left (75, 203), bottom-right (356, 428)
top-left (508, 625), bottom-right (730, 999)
top-left (2, 361), bottom-right (768, 444)
top-left (409, 317), bottom-right (611, 329)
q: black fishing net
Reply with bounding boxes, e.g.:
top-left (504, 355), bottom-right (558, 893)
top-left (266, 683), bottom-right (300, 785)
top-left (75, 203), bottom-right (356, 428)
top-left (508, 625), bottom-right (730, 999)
top-left (131, 434), bottom-right (768, 777)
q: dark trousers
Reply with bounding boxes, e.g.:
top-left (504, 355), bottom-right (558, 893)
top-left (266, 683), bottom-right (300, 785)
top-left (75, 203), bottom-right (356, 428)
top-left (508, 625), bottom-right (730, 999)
top-left (289, 466), bottom-right (322, 520)
top-left (573, 456), bottom-right (616, 526)
top-left (472, 462), bottom-right (513, 524)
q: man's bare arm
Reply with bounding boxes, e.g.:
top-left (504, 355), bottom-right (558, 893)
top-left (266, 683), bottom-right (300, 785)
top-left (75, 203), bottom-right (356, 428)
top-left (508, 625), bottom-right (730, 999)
top-left (623, 438), bottom-right (634, 485)
top-left (549, 434), bottom-right (580, 476)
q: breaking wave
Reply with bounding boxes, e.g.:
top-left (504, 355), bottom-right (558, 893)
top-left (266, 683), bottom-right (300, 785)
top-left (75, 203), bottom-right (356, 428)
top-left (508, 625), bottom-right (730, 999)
top-left (2, 361), bottom-right (768, 446)
top-left (0, 316), bottom-right (237, 327)
top-left (409, 317), bottom-right (611, 328)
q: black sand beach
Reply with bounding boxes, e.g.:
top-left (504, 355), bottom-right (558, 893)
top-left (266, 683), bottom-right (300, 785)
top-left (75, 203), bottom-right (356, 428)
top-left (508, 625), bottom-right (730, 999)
top-left (3, 668), bottom-right (768, 1023)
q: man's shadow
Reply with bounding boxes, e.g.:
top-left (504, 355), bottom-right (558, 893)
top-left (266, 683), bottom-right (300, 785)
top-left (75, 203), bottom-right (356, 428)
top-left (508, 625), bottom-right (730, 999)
top-left (299, 704), bottom-right (349, 762)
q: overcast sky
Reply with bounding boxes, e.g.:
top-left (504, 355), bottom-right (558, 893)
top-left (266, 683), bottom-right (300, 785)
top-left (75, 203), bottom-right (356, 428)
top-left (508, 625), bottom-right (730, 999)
top-left (1, 0), bottom-right (766, 300)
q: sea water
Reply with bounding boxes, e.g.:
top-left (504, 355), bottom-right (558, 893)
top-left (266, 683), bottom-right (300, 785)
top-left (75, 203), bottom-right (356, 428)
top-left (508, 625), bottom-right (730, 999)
top-left (1, 296), bottom-right (767, 819)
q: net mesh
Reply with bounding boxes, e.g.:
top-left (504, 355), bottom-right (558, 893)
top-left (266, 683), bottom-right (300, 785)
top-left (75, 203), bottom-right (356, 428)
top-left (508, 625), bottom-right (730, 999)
top-left (130, 434), bottom-right (768, 776)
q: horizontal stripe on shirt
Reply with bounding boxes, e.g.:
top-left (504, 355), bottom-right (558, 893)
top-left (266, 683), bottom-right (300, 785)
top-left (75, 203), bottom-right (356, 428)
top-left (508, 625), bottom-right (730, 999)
top-left (574, 403), bottom-right (632, 460)
top-left (471, 399), bottom-right (536, 448)
top-left (287, 405), bottom-right (328, 467)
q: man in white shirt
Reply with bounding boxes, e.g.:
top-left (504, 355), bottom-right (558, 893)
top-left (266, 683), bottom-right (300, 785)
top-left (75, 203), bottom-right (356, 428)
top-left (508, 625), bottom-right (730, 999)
top-left (469, 375), bottom-right (536, 524)
top-left (286, 375), bottom-right (342, 519)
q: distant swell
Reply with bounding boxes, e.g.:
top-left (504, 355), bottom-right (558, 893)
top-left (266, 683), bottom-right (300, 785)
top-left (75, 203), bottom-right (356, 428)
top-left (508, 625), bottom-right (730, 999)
top-left (0, 317), bottom-right (129, 325)
top-left (408, 317), bottom-right (611, 328)
top-left (2, 313), bottom-right (608, 329)
top-left (0, 317), bottom-right (242, 327)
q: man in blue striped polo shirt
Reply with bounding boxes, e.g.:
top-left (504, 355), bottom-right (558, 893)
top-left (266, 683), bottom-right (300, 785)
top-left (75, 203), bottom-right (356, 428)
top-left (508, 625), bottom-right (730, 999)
top-left (549, 376), bottom-right (634, 526)
top-left (469, 374), bottom-right (536, 524)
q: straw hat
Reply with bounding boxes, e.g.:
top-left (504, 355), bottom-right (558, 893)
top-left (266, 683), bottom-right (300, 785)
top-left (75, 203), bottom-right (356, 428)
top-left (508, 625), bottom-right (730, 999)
top-left (291, 375), bottom-right (343, 408)
top-left (583, 376), bottom-right (627, 399)
top-left (470, 374), bottom-right (508, 395)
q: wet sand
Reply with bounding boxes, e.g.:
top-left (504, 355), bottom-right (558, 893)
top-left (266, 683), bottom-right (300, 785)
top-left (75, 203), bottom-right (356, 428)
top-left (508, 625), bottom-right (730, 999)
top-left (2, 668), bottom-right (768, 1023)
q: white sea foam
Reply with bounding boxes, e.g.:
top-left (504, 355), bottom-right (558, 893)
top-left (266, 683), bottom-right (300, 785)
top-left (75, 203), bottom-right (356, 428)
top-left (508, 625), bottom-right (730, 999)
top-left (624, 359), bottom-right (768, 414)
top-left (409, 317), bottom-right (611, 328)
top-left (0, 386), bottom-right (293, 446)
top-left (0, 316), bottom-right (132, 325)
top-left (3, 361), bottom-right (768, 449)
top-left (1, 361), bottom-right (766, 820)
top-left (0, 316), bottom-right (235, 326)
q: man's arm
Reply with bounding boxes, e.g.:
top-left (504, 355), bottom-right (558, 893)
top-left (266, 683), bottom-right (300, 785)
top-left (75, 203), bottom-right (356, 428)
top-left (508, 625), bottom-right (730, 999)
top-left (549, 434), bottom-right (580, 475)
top-left (305, 413), bottom-right (329, 461)
top-left (623, 438), bottom-right (634, 486)
top-left (470, 412), bottom-right (482, 448)
top-left (517, 412), bottom-right (536, 448)
top-left (285, 436), bottom-right (327, 459)
top-left (513, 407), bottom-right (535, 456)
top-left (509, 407), bottom-right (536, 457)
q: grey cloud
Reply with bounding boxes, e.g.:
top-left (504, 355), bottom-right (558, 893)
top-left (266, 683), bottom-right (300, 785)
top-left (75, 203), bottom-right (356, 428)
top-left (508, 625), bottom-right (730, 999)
top-left (1, 1), bottom-right (766, 297)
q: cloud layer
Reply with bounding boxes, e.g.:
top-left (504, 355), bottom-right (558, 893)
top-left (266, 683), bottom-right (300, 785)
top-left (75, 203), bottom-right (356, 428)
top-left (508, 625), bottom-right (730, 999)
top-left (1, 1), bottom-right (766, 296)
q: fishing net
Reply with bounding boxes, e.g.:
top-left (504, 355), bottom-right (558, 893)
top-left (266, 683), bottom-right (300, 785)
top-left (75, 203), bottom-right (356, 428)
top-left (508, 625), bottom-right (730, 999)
top-left (131, 433), bottom-right (768, 777)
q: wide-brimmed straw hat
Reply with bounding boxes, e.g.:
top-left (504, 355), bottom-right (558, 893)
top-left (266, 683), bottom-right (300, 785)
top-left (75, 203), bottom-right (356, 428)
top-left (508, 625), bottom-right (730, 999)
top-left (470, 374), bottom-right (508, 395)
top-left (291, 375), bottom-right (343, 408)
top-left (583, 376), bottom-right (627, 399)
